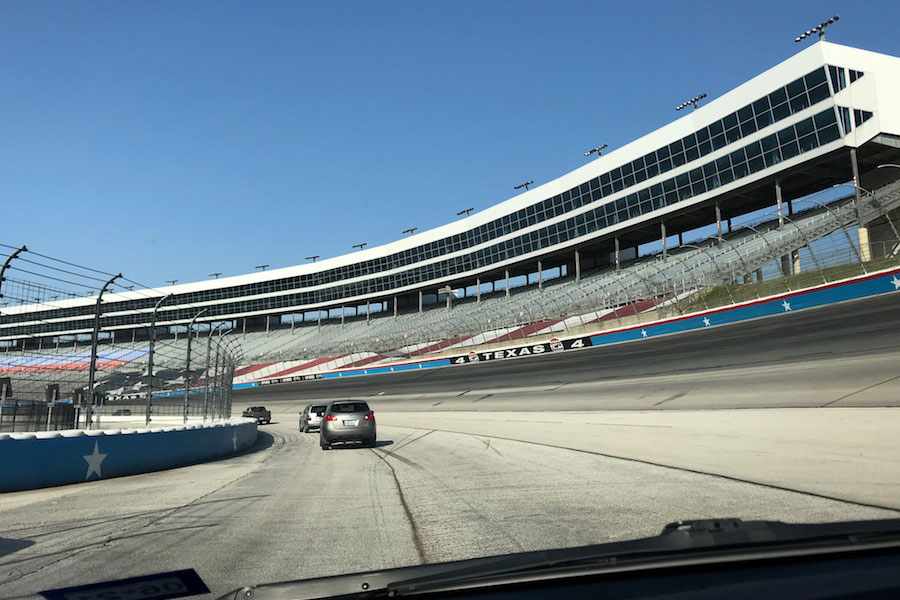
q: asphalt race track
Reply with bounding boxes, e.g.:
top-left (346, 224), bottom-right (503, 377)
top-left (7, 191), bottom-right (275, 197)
top-left (237, 292), bottom-right (900, 410)
top-left (2, 293), bottom-right (899, 598)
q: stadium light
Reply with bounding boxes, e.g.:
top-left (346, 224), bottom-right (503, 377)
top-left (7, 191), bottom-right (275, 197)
top-left (676, 93), bottom-right (707, 111)
top-left (457, 208), bottom-right (474, 217)
top-left (584, 144), bottom-right (608, 158)
top-left (209, 272), bottom-right (222, 279)
top-left (402, 228), bottom-right (417, 236)
top-left (795, 15), bottom-right (839, 43)
top-left (166, 279), bottom-right (178, 286)
top-left (254, 265), bottom-right (269, 271)
top-left (514, 180), bottom-right (534, 191)
top-left (352, 243), bottom-right (367, 250)
top-left (305, 255), bottom-right (320, 262)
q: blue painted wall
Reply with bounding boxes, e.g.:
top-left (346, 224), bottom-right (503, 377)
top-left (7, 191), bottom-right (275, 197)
top-left (0, 421), bottom-right (257, 492)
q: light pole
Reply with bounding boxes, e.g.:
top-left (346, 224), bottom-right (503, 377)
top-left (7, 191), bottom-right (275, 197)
top-left (795, 15), bottom-right (839, 43)
top-left (514, 180), bottom-right (534, 191)
top-left (85, 273), bottom-right (122, 429)
top-left (584, 144), bottom-right (608, 158)
top-left (209, 272), bottom-right (222, 279)
top-left (457, 208), bottom-right (473, 217)
top-left (402, 228), bottom-right (417, 236)
top-left (352, 243), bottom-right (367, 251)
top-left (183, 308), bottom-right (208, 423)
top-left (305, 255), bottom-right (319, 262)
top-left (166, 279), bottom-right (178, 286)
top-left (676, 93), bottom-right (707, 111)
top-left (145, 293), bottom-right (171, 426)
top-left (254, 265), bottom-right (269, 272)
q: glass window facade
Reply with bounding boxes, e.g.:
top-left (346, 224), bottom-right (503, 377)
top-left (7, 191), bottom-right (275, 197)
top-left (3, 107), bottom-right (846, 337)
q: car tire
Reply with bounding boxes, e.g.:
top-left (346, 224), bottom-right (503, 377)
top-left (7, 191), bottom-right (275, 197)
top-left (366, 437), bottom-right (376, 448)
top-left (321, 443), bottom-right (330, 451)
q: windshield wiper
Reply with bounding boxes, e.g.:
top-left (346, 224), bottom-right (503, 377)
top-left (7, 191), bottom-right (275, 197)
top-left (221, 518), bottom-right (900, 599)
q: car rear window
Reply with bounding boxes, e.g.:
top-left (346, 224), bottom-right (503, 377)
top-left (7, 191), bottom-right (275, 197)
top-left (330, 402), bottom-right (369, 414)
top-left (250, 407), bottom-right (265, 411)
top-left (311, 405), bottom-right (327, 415)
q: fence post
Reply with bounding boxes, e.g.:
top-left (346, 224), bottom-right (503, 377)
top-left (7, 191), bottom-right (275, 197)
top-left (183, 308), bottom-right (208, 424)
top-left (85, 273), bottom-right (121, 430)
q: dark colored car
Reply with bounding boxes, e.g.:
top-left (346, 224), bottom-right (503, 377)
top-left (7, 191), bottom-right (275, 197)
top-left (242, 406), bottom-right (271, 424)
top-left (320, 401), bottom-right (375, 450)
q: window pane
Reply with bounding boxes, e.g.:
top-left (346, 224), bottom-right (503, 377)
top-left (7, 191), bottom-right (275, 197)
top-left (798, 133), bottom-right (817, 152)
top-left (805, 67), bottom-right (827, 88)
top-left (769, 87), bottom-right (787, 106)
top-left (738, 105), bottom-right (753, 122)
top-left (789, 93), bottom-right (810, 113)
top-left (817, 124), bottom-right (841, 144)
top-left (752, 97), bottom-right (770, 115)
top-left (723, 113), bottom-right (738, 129)
top-left (708, 120), bottom-right (724, 136)
top-left (772, 102), bottom-right (791, 121)
top-left (807, 82), bottom-right (830, 105)
top-left (786, 78), bottom-right (805, 98)
top-left (781, 140), bottom-right (800, 159)
top-left (756, 110), bottom-right (774, 129)
top-left (740, 119), bottom-right (757, 136)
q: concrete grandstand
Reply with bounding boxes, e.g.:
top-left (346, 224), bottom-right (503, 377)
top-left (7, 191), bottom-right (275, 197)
top-left (4, 39), bottom-right (900, 385)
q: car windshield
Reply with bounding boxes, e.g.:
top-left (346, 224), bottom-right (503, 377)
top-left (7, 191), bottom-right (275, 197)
top-left (3, 4), bottom-right (900, 600)
top-left (330, 403), bottom-right (369, 414)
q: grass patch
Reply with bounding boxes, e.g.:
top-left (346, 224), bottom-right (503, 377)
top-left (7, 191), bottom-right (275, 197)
top-left (681, 257), bottom-right (900, 313)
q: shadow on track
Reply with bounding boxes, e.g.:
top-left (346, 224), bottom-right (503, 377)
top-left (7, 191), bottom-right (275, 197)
top-left (327, 439), bottom-right (394, 450)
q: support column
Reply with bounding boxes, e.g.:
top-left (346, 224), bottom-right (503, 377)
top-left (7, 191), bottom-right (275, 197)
top-left (575, 248), bottom-right (582, 281)
top-left (776, 179), bottom-right (784, 227)
top-left (266, 316), bottom-right (270, 335)
top-left (476, 278), bottom-right (481, 304)
top-left (614, 238), bottom-right (620, 271)
top-left (366, 300), bottom-right (370, 323)
top-left (317, 310), bottom-right (322, 330)
top-left (792, 250), bottom-right (801, 274)
top-left (291, 316), bottom-right (295, 332)
top-left (505, 270), bottom-right (510, 298)
top-left (660, 221), bottom-right (667, 261)
top-left (727, 218), bottom-right (732, 233)
top-left (341, 305), bottom-right (345, 326)
top-left (537, 260), bottom-right (543, 290)
top-left (418, 290), bottom-right (423, 313)
top-left (678, 231), bottom-right (683, 247)
top-left (755, 268), bottom-right (763, 282)
top-left (850, 148), bottom-right (871, 262)
top-left (715, 201), bottom-right (723, 242)
top-left (393, 296), bottom-right (398, 317)
top-left (242, 319), bottom-right (246, 335)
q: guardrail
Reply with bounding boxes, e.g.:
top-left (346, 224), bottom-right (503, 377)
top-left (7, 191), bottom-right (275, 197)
top-left (0, 418), bottom-right (257, 492)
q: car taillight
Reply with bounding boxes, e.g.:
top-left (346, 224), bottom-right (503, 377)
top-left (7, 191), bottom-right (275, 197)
top-left (325, 414), bottom-right (337, 421)
top-left (364, 412), bottom-right (375, 420)
top-left (306, 415), bottom-right (311, 420)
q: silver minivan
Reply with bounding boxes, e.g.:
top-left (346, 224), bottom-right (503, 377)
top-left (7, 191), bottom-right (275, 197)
top-left (300, 404), bottom-right (327, 433)
top-left (320, 400), bottom-right (376, 450)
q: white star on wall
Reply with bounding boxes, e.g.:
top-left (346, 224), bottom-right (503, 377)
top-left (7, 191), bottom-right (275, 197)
top-left (640, 329), bottom-right (648, 338)
top-left (891, 276), bottom-right (900, 290)
top-left (782, 300), bottom-right (792, 311)
top-left (702, 317), bottom-right (711, 327)
top-left (83, 441), bottom-right (107, 481)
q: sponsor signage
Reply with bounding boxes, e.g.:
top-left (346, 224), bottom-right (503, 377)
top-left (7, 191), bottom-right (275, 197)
top-left (259, 373), bottom-right (324, 386)
top-left (450, 336), bottom-right (593, 364)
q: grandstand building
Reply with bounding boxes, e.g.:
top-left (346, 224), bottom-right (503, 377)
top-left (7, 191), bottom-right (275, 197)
top-left (4, 40), bottom-right (900, 346)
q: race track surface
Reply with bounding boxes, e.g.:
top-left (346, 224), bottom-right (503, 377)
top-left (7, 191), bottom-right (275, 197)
top-left (3, 293), bottom-right (899, 598)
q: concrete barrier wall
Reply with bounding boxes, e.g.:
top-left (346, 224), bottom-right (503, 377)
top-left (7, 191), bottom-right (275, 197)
top-left (0, 419), bottom-right (257, 492)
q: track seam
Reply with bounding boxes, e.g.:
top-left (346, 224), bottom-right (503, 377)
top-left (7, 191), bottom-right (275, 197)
top-left (369, 448), bottom-right (427, 563)
top-left (382, 424), bottom-right (900, 514)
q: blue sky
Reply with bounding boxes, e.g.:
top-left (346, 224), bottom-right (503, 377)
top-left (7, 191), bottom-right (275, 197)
top-left (3, 0), bottom-right (899, 288)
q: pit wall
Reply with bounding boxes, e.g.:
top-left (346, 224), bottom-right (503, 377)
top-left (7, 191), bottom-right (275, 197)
top-left (0, 419), bottom-right (257, 492)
